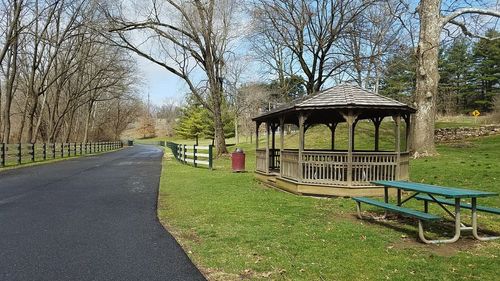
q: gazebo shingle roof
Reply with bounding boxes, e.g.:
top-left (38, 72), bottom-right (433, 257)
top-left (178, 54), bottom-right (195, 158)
top-left (253, 84), bottom-right (415, 121)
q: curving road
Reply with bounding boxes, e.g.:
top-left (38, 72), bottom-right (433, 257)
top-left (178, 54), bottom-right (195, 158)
top-left (0, 145), bottom-right (205, 281)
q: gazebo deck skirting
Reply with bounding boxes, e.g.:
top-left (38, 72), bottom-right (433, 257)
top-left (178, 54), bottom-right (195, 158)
top-left (255, 149), bottom-right (409, 197)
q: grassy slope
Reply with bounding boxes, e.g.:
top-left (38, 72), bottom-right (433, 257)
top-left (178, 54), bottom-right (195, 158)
top-left (158, 124), bottom-right (500, 280)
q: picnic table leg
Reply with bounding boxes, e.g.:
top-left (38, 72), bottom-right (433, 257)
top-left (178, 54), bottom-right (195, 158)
top-left (418, 198), bottom-right (462, 244)
top-left (355, 201), bottom-right (362, 219)
top-left (397, 189), bottom-right (402, 206)
top-left (471, 197), bottom-right (500, 241)
top-left (383, 187), bottom-right (389, 217)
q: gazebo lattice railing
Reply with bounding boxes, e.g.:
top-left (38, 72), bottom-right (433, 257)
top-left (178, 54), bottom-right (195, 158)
top-left (260, 149), bottom-right (410, 186)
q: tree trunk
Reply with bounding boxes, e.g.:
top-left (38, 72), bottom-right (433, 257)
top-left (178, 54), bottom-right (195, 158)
top-left (234, 116), bottom-right (239, 145)
top-left (213, 103), bottom-right (228, 155)
top-left (414, 0), bottom-right (441, 155)
top-left (83, 102), bottom-right (93, 143)
top-left (31, 93), bottom-right (47, 143)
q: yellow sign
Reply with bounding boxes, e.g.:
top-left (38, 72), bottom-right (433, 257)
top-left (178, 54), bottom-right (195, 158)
top-left (472, 110), bottom-right (480, 117)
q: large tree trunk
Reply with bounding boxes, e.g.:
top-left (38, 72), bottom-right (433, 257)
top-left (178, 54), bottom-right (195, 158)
top-left (414, 0), bottom-right (441, 155)
top-left (30, 93), bottom-right (47, 143)
top-left (83, 102), bottom-right (93, 143)
top-left (213, 99), bottom-right (228, 155)
top-left (234, 116), bottom-right (239, 145)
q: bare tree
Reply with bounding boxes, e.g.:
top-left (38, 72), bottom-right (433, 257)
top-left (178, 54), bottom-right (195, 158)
top-left (413, 0), bottom-right (500, 155)
top-left (105, 0), bottom-right (241, 155)
top-left (252, 0), bottom-right (373, 95)
top-left (0, 0), bottom-right (25, 143)
top-left (340, 0), bottom-right (407, 93)
top-left (0, 0), bottom-right (141, 143)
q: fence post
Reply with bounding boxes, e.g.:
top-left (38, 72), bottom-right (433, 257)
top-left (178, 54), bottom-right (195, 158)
top-left (193, 145), bottom-right (197, 167)
top-left (74, 143), bottom-right (77, 155)
top-left (80, 143), bottom-right (83, 155)
top-left (61, 143), bottom-right (64, 158)
top-left (208, 145), bottom-right (213, 170)
top-left (1, 143), bottom-right (5, 167)
top-left (52, 143), bottom-right (56, 159)
top-left (43, 143), bottom-right (47, 160)
top-left (183, 144), bottom-right (186, 163)
top-left (31, 143), bottom-right (35, 162)
top-left (17, 143), bottom-right (22, 165)
top-left (67, 143), bottom-right (71, 157)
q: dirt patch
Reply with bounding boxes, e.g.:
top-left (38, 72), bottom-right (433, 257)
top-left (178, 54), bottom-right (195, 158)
top-left (350, 211), bottom-right (491, 257)
top-left (389, 236), bottom-right (479, 257)
top-left (202, 268), bottom-right (240, 281)
top-left (179, 228), bottom-right (203, 244)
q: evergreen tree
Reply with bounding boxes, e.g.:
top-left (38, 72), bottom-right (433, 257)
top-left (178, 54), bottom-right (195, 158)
top-left (379, 49), bottom-right (416, 103)
top-left (472, 29), bottom-right (500, 112)
top-left (203, 104), bottom-right (235, 144)
top-left (175, 106), bottom-right (209, 145)
top-left (438, 38), bottom-right (474, 114)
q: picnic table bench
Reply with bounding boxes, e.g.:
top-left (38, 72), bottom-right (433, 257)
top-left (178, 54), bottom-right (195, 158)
top-left (353, 180), bottom-right (500, 244)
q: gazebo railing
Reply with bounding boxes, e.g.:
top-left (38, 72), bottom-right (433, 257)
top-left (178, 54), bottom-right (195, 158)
top-left (256, 149), bottom-right (267, 172)
top-left (399, 152), bottom-right (410, 180)
top-left (350, 152), bottom-right (398, 186)
top-left (281, 150), bottom-right (300, 179)
top-left (302, 151), bottom-right (347, 184)
top-left (270, 149), bottom-right (280, 170)
top-left (261, 150), bottom-right (410, 186)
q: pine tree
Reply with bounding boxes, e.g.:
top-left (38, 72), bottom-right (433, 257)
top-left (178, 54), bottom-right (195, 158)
top-left (438, 38), bottom-right (474, 114)
top-left (379, 49), bottom-right (416, 103)
top-left (472, 29), bottom-right (500, 111)
top-left (175, 106), bottom-right (209, 145)
top-left (203, 104), bottom-right (235, 144)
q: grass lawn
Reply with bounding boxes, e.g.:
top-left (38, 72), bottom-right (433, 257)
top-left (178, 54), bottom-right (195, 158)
top-left (157, 134), bottom-right (500, 280)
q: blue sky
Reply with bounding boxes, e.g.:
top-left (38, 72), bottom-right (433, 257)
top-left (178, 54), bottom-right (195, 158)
top-left (135, 54), bottom-right (186, 106)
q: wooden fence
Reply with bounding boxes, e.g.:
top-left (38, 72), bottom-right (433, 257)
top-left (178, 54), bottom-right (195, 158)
top-left (166, 142), bottom-right (213, 169)
top-left (0, 141), bottom-right (123, 168)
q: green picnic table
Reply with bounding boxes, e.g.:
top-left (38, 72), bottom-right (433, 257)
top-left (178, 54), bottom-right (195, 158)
top-left (353, 180), bottom-right (499, 244)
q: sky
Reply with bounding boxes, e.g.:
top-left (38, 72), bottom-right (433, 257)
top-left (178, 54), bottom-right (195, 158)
top-left (135, 55), bottom-right (186, 106)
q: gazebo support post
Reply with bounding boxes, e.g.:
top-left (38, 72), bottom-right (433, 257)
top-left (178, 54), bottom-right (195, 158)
top-left (343, 111), bottom-right (358, 187)
top-left (271, 123), bottom-right (277, 170)
top-left (393, 115), bottom-right (401, 181)
top-left (403, 114), bottom-right (411, 151)
top-left (351, 119), bottom-right (359, 151)
top-left (280, 117), bottom-right (285, 177)
top-left (328, 123), bottom-right (338, 151)
top-left (255, 122), bottom-right (261, 150)
top-left (265, 122), bottom-right (270, 174)
top-left (371, 117), bottom-right (383, 151)
top-left (298, 113), bottom-right (307, 183)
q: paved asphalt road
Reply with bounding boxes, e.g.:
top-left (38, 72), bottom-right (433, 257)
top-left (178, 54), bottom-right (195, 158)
top-left (0, 145), bottom-right (205, 281)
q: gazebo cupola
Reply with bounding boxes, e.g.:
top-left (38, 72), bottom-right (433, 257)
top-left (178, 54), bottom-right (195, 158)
top-left (252, 84), bottom-right (416, 197)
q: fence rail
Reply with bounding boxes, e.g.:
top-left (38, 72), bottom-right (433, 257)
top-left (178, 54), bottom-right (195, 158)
top-left (0, 141), bottom-right (123, 168)
top-left (165, 142), bottom-right (213, 169)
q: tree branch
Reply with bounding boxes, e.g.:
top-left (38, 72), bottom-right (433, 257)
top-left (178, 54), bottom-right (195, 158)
top-left (441, 8), bottom-right (500, 25)
top-left (448, 19), bottom-right (500, 40)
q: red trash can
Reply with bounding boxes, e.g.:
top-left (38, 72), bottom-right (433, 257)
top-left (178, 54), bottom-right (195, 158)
top-left (231, 148), bottom-right (245, 172)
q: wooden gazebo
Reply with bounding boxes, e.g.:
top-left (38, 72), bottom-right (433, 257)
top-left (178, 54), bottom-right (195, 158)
top-left (252, 84), bottom-right (416, 197)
